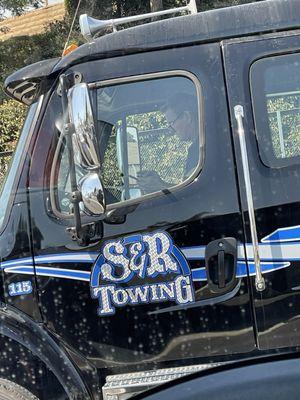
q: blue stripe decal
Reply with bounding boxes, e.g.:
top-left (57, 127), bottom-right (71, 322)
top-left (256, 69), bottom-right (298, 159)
top-left (236, 261), bottom-right (291, 277)
top-left (191, 261), bottom-right (291, 281)
top-left (1, 253), bottom-right (98, 269)
top-left (191, 268), bottom-right (206, 281)
top-left (2, 242), bottom-right (300, 269)
top-left (262, 226), bottom-right (300, 243)
top-left (2, 225), bottom-right (299, 283)
top-left (1, 261), bottom-right (292, 282)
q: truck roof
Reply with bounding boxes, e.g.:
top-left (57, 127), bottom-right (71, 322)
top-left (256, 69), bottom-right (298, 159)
top-left (54, 0), bottom-right (300, 72)
top-left (5, 0), bottom-right (300, 104)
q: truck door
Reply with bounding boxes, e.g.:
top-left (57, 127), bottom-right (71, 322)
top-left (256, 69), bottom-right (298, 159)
top-left (28, 43), bottom-right (256, 377)
top-left (223, 31), bottom-right (300, 350)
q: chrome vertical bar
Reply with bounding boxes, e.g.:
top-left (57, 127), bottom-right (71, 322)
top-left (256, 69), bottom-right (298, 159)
top-left (234, 105), bottom-right (265, 292)
top-left (276, 110), bottom-right (285, 157)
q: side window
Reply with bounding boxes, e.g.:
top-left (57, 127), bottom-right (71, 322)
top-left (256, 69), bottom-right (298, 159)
top-left (97, 74), bottom-right (201, 205)
top-left (251, 53), bottom-right (300, 167)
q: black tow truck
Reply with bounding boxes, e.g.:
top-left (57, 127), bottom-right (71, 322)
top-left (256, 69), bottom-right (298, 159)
top-left (1, 0), bottom-right (300, 398)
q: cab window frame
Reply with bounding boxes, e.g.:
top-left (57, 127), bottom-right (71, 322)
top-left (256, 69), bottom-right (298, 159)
top-left (51, 69), bottom-right (203, 219)
top-left (90, 69), bottom-right (204, 211)
top-left (250, 52), bottom-right (300, 169)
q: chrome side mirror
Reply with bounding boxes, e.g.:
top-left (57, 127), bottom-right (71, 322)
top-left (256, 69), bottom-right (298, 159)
top-left (68, 83), bottom-right (100, 170)
top-left (79, 173), bottom-right (105, 216)
top-left (68, 83), bottom-right (106, 216)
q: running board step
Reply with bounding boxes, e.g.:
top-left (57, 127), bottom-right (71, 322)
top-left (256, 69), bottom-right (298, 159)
top-left (102, 363), bottom-right (220, 400)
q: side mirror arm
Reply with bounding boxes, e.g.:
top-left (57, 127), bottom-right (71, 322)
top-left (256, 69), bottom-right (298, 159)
top-left (60, 74), bottom-right (90, 246)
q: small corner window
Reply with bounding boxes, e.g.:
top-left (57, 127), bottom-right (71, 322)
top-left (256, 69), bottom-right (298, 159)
top-left (250, 53), bottom-right (300, 168)
top-left (0, 101), bottom-right (39, 230)
top-left (96, 74), bottom-right (201, 205)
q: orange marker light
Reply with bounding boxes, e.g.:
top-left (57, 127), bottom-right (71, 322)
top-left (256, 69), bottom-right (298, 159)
top-left (63, 43), bottom-right (78, 56)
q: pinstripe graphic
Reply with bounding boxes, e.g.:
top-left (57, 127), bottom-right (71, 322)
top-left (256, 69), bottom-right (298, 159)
top-left (2, 226), bottom-right (300, 283)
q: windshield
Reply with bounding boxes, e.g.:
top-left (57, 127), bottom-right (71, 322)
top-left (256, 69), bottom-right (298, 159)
top-left (0, 101), bottom-right (39, 230)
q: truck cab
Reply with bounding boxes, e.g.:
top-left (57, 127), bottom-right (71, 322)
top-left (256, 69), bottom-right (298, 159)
top-left (1, 0), bottom-right (300, 398)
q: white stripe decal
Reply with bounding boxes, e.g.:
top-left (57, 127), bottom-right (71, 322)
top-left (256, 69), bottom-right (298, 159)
top-left (2, 239), bottom-right (300, 282)
top-left (4, 266), bottom-right (34, 273)
top-left (4, 265), bottom-right (91, 282)
top-left (5, 271), bottom-right (35, 276)
top-left (245, 243), bottom-right (300, 261)
top-left (181, 246), bottom-right (205, 259)
top-left (3, 262), bottom-right (291, 282)
top-left (34, 253), bottom-right (97, 263)
top-left (2, 242), bottom-right (300, 269)
top-left (183, 243), bottom-right (300, 261)
top-left (2, 258), bottom-right (33, 267)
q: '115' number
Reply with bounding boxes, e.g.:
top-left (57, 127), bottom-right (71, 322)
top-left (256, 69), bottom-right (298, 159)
top-left (8, 281), bottom-right (33, 296)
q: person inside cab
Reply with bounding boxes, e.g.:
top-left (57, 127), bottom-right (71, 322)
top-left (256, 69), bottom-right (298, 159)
top-left (137, 92), bottom-right (199, 194)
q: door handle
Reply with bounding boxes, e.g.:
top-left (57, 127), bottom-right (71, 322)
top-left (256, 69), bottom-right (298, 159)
top-left (205, 237), bottom-right (237, 294)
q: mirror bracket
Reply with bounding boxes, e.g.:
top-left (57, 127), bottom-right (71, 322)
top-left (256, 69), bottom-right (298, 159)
top-left (57, 71), bottom-right (82, 97)
top-left (60, 74), bottom-right (87, 246)
top-left (70, 190), bottom-right (82, 204)
top-left (67, 221), bottom-right (103, 246)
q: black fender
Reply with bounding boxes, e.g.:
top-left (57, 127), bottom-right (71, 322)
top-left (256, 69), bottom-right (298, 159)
top-left (0, 302), bottom-right (92, 400)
